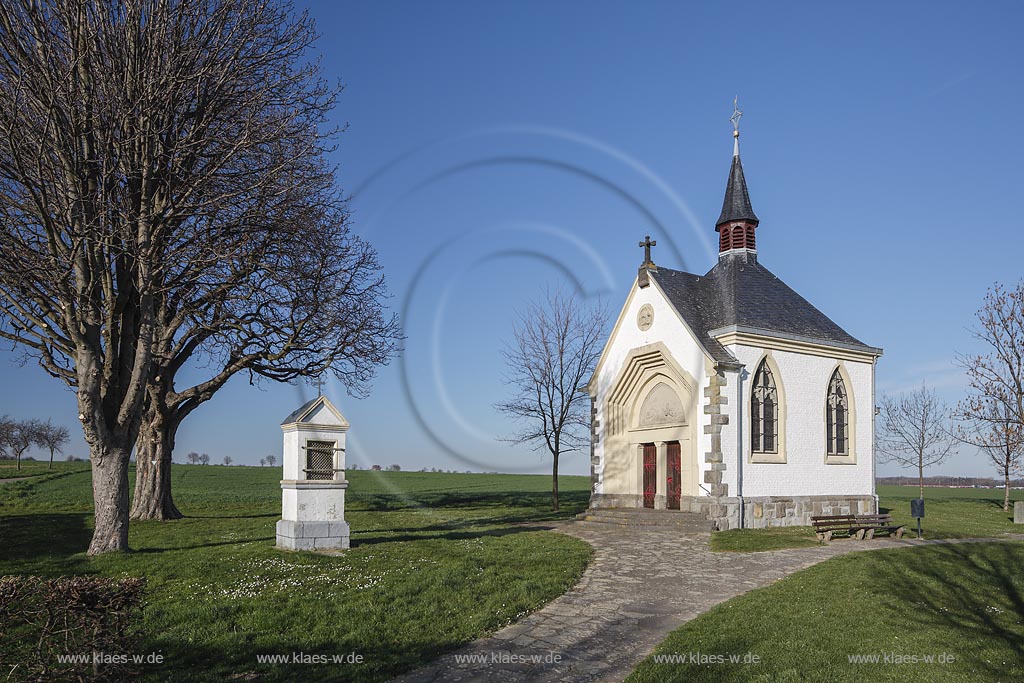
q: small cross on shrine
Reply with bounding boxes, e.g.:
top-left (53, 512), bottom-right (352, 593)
top-left (639, 234), bottom-right (657, 267)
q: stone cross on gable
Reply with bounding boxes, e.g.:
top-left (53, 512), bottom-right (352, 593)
top-left (639, 235), bottom-right (657, 266)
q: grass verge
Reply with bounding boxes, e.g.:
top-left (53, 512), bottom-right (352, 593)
top-left (628, 541), bottom-right (1024, 683)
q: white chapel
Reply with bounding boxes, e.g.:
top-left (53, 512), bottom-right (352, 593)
top-left (586, 110), bottom-right (883, 530)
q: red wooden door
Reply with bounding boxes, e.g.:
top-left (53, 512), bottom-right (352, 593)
top-left (642, 443), bottom-right (657, 508)
top-left (667, 441), bottom-right (681, 510)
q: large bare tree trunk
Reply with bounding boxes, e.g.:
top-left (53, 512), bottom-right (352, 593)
top-left (88, 445), bottom-right (132, 555)
top-left (131, 403), bottom-right (183, 520)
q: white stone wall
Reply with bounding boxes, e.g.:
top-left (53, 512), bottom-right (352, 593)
top-left (592, 278), bottom-right (713, 496)
top-left (724, 344), bottom-right (875, 498)
top-left (281, 485), bottom-right (348, 522)
top-left (281, 426), bottom-right (347, 481)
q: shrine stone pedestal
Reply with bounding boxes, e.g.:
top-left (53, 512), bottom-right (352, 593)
top-left (276, 396), bottom-right (351, 551)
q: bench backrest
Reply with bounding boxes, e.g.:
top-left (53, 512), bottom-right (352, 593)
top-left (811, 515), bottom-right (857, 528)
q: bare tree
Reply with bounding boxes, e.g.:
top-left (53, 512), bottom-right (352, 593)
top-left (259, 458), bottom-right (267, 467)
top-left (36, 420), bottom-right (70, 470)
top-left (0, 1), bottom-right (399, 549)
top-left (120, 12), bottom-right (399, 522)
top-left (0, 1), bottom-right (322, 551)
top-left (186, 452), bottom-right (200, 466)
top-left (956, 282), bottom-right (1024, 510)
top-left (131, 220), bottom-right (398, 521)
top-left (222, 456), bottom-right (232, 467)
top-left (3, 418), bottom-right (43, 471)
top-left (0, 415), bottom-right (13, 460)
top-left (959, 283), bottom-right (1024, 427)
top-left (956, 401), bottom-right (1024, 511)
top-left (266, 454), bottom-right (277, 468)
top-left (496, 289), bottom-right (606, 511)
top-left (878, 384), bottom-right (957, 499)
top-left (199, 453), bottom-right (210, 466)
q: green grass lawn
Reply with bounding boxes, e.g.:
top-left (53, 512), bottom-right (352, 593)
top-left (711, 486), bottom-right (1024, 552)
top-left (628, 541), bottom-right (1024, 683)
top-left (0, 459), bottom-right (83, 479)
top-left (0, 464), bottom-right (593, 682)
top-left (877, 485), bottom-right (1024, 539)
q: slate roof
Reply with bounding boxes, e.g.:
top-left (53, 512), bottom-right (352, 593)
top-left (716, 155), bottom-right (759, 226)
top-left (650, 253), bottom-right (879, 364)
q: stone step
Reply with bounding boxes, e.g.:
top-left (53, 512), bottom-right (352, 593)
top-left (573, 517), bottom-right (712, 533)
top-left (574, 508), bottom-right (713, 531)
top-left (579, 509), bottom-right (704, 519)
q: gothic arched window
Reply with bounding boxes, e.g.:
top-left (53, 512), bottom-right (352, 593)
top-left (826, 369), bottom-right (849, 456)
top-left (750, 359), bottom-right (778, 453)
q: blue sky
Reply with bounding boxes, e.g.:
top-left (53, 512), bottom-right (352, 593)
top-left (2, 1), bottom-right (1022, 478)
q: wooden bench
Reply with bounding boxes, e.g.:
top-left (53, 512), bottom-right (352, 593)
top-left (811, 514), bottom-right (858, 542)
top-left (811, 514), bottom-right (906, 542)
top-left (849, 513), bottom-right (906, 540)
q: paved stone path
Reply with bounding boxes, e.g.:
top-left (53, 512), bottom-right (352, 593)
top-left (391, 521), bottom-right (1016, 683)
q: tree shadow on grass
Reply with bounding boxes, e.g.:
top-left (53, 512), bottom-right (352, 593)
top-left (351, 523), bottom-right (556, 547)
top-left (347, 490), bottom-right (590, 516)
top-left (132, 535), bottom-right (276, 554)
top-left (0, 513), bottom-right (92, 572)
top-left (874, 542), bottom-right (1024, 677)
top-left (186, 512), bottom-right (280, 519)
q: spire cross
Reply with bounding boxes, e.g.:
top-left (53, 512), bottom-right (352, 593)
top-left (730, 96), bottom-right (743, 134)
top-left (314, 375), bottom-right (324, 397)
top-left (639, 235), bottom-right (657, 265)
top-left (730, 96), bottom-right (743, 156)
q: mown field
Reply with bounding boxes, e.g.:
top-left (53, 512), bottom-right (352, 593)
top-left (0, 463), bottom-right (594, 682)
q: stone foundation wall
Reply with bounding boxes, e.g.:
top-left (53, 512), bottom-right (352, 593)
top-left (587, 493), bottom-right (877, 531)
top-left (276, 519), bottom-right (350, 551)
top-left (740, 495), bottom-right (876, 529)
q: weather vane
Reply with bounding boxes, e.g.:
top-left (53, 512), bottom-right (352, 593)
top-left (730, 96), bottom-right (742, 137)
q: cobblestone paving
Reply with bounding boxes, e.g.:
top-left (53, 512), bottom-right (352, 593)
top-left (390, 521), bottom-right (1013, 683)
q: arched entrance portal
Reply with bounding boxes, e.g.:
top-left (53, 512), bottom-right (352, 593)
top-left (601, 343), bottom-right (698, 509)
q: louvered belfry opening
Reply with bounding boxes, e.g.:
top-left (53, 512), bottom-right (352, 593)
top-left (716, 220), bottom-right (757, 252)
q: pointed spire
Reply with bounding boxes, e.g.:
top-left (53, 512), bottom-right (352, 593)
top-left (716, 98), bottom-right (759, 255)
top-left (717, 97), bottom-right (758, 228)
top-left (716, 155), bottom-right (758, 227)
